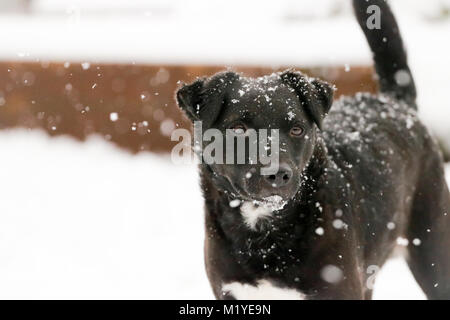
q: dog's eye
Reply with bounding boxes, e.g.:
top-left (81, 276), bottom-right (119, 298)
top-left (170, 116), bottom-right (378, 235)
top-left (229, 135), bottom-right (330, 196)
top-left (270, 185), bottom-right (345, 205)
top-left (290, 126), bottom-right (304, 137)
top-left (230, 123), bottom-right (247, 134)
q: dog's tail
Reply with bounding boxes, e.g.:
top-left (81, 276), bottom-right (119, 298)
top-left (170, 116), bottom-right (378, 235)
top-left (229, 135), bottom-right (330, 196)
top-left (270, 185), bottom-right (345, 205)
top-left (353, 0), bottom-right (416, 106)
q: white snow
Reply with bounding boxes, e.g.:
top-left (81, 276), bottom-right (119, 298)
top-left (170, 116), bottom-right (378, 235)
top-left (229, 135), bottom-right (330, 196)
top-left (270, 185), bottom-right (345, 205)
top-left (229, 199), bottom-right (241, 208)
top-left (0, 129), bottom-right (444, 299)
top-left (397, 237), bottom-right (410, 247)
top-left (160, 119), bottom-right (175, 137)
top-left (81, 62), bottom-right (90, 70)
top-left (109, 112), bottom-right (119, 122)
top-left (222, 279), bottom-right (306, 300)
top-left (0, 0), bottom-right (445, 68)
top-left (0, 130), bottom-right (209, 299)
top-left (315, 227), bottom-right (325, 236)
top-left (373, 258), bottom-right (426, 300)
top-left (320, 265), bottom-right (343, 284)
top-left (387, 222), bottom-right (396, 230)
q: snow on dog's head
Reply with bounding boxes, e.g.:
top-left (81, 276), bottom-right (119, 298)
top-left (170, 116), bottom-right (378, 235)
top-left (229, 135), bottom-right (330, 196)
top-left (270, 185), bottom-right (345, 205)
top-left (176, 70), bottom-right (333, 207)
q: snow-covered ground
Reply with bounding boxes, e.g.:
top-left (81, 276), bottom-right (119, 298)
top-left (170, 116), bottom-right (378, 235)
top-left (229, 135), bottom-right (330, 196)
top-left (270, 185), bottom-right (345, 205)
top-left (1, 130), bottom-right (447, 299)
top-left (1, 0), bottom-right (449, 154)
top-left (0, 130), bottom-right (210, 299)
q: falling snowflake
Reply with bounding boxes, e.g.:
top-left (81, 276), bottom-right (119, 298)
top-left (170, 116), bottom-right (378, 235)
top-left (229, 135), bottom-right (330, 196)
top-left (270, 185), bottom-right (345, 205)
top-left (229, 200), bottom-right (241, 208)
top-left (81, 62), bottom-right (91, 70)
top-left (320, 265), bottom-right (343, 284)
top-left (387, 222), bottom-right (396, 230)
top-left (315, 227), bottom-right (324, 236)
top-left (109, 112), bottom-right (119, 122)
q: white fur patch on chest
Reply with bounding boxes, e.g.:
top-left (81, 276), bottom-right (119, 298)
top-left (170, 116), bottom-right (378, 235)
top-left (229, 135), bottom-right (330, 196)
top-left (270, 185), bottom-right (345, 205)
top-left (222, 279), bottom-right (306, 300)
top-left (239, 196), bottom-right (287, 230)
top-left (240, 201), bottom-right (272, 230)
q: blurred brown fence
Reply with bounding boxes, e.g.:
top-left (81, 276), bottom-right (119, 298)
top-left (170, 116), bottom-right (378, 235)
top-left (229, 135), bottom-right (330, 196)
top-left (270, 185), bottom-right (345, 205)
top-left (0, 62), bottom-right (376, 153)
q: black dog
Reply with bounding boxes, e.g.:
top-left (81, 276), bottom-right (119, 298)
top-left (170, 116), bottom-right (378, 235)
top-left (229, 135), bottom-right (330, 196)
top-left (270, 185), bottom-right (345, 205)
top-left (176, 0), bottom-right (450, 299)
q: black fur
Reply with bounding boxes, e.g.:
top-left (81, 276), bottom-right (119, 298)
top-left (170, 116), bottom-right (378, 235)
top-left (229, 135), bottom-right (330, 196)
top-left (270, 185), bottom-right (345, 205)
top-left (176, 0), bottom-right (450, 299)
top-left (353, 0), bottom-right (417, 104)
top-left (280, 70), bottom-right (334, 130)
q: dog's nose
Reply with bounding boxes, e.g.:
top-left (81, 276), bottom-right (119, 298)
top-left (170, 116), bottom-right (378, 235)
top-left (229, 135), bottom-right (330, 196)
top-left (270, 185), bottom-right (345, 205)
top-left (263, 164), bottom-right (293, 187)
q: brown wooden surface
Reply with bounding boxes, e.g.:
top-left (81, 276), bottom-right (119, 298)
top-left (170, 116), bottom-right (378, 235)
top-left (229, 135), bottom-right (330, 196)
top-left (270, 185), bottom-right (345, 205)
top-left (0, 62), bottom-right (377, 153)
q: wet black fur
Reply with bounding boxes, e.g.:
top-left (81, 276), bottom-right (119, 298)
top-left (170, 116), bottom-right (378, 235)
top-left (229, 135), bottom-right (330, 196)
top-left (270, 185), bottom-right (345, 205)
top-left (176, 0), bottom-right (450, 299)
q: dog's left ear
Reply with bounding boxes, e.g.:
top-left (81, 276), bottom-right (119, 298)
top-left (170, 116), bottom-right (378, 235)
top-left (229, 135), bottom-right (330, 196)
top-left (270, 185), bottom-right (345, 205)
top-left (281, 70), bottom-right (334, 130)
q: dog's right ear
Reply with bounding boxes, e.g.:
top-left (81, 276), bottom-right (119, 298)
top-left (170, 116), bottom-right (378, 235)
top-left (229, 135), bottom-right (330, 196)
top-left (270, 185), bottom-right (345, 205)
top-left (176, 79), bottom-right (204, 122)
top-left (176, 72), bottom-right (240, 127)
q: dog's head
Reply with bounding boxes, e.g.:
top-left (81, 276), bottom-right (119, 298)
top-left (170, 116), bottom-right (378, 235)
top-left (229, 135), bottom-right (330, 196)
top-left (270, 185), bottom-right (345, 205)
top-left (176, 70), bottom-right (333, 204)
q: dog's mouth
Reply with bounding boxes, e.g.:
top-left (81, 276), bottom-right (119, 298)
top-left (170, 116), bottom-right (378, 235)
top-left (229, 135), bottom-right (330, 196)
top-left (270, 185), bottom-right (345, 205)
top-left (250, 195), bottom-right (288, 211)
top-left (226, 178), bottom-right (291, 212)
top-left (206, 165), bottom-right (297, 209)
